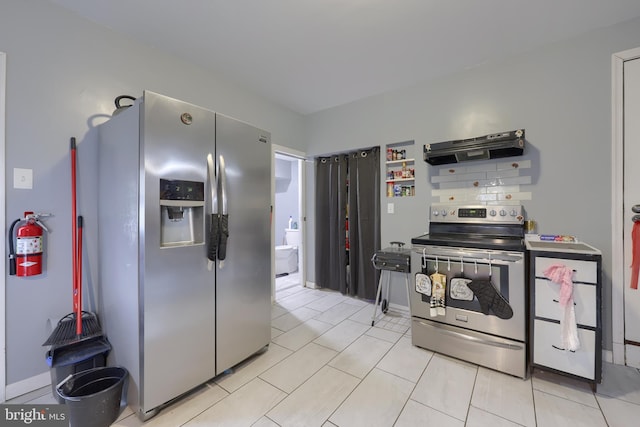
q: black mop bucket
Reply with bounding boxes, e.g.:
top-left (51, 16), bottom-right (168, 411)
top-left (56, 366), bottom-right (128, 427)
top-left (47, 337), bottom-right (111, 403)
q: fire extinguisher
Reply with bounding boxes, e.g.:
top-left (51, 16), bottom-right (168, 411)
top-left (8, 212), bottom-right (50, 276)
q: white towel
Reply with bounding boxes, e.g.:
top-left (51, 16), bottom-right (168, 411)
top-left (543, 263), bottom-right (580, 352)
top-left (561, 300), bottom-right (580, 352)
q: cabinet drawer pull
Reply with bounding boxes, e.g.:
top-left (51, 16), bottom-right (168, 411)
top-left (552, 299), bottom-right (577, 306)
top-left (552, 344), bottom-right (576, 353)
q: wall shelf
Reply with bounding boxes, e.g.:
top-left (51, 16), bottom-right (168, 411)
top-left (385, 141), bottom-right (415, 197)
top-left (386, 178), bottom-right (415, 183)
top-left (386, 158), bottom-right (415, 165)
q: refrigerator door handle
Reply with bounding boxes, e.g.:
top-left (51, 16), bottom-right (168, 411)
top-left (218, 155), bottom-right (229, 265)
top-left (219, 155), bottom-right (228, 215)
top-left (206, 153), bottom-right (220, 266)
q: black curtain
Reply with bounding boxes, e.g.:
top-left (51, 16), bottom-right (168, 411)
top-left (315, 155), bottom-right (348, 294)
top-left (315, 148), bottom-right (380, 299)
top-left (348, 147), bottom-right (381, 300)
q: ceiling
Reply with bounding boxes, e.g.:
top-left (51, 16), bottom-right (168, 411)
top-left (50, 0), bottom-right (640, 115)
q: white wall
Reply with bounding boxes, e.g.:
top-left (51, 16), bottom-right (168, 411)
top-left (275, 158), bottom-right (300, 246)
top-left (1, 0), bottom-right (305, 386)
top-left (305, 16), bottom-right (640, 351)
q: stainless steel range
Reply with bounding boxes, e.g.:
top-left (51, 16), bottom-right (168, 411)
top-left (409, 204), bottom-right (527, 378)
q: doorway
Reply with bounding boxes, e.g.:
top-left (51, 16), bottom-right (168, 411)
top-left (1, 52), bottom-right (6, 402)
top-left (272, 145), bottom-right (306, 298)
top-left (612, 46), bottom-right (640, 368)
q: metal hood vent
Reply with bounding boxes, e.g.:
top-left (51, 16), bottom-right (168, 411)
top-left (423, 129), bottom-right (525, 165)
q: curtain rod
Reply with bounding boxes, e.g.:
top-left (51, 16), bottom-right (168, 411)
top-left (314, 145), bottom-right (380, 159)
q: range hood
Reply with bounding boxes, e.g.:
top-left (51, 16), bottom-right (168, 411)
top-left (423, 129), bottom-right (525, 165)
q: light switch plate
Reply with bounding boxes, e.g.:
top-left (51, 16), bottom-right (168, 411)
top-left (387, 202), bottom-right (394, 214)
top-left (14, 168), bottom-right (33, 189)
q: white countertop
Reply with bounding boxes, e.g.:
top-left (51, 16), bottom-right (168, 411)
top-left (525, 240), bottom-right (601, 255)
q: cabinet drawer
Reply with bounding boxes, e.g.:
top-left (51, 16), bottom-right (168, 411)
top-left (533, 319), bottom-right (596, 380)
top-left (534, 257), bottom-right (597, 284)
top-left (534, 279), bottom-right (596, 327)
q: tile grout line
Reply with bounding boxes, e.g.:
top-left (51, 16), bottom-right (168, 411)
top-left (463, 363), bottom-right (480, 425)
top-left (531, 370), bottom-right (539, 427)
top-left (389, 351), bottom-right (434, 426)
top-left (283, 288), bottom-right (405, 426)
top-left (268, 293), bottom-right (364, 426)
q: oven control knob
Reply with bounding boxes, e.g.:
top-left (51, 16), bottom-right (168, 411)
top-left (499, 209), bottom-right (507, 217)
top-left (433, 210), bottom-right (439, 217)
top-left (489, 209), bottom-right (497, 217)
top-left (440, 209), bottom-right (447, 217)
top-left (510, 209), bottom-right (518, 217)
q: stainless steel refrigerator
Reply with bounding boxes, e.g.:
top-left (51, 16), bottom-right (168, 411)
top-left (97, 91), bottom-right (272, 420)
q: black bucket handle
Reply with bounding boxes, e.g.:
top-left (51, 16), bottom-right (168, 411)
top-left (57, 366), bottom-right (129, 415)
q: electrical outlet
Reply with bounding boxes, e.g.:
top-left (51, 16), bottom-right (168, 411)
top-left (387, 203), bottom-right (394, 214)
top-left (14, 168), bottom-right (33, 189)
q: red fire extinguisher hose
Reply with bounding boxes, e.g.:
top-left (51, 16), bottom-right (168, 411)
top-left (7, 218), bottom-right (21, 275)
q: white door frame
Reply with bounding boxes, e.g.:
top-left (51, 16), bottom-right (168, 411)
top-left (271, 144), bottom-right (306, 300)
top-left (611, 46), bottom-right (640, 365)
top-left (1, 51), bottom-right (7, 402)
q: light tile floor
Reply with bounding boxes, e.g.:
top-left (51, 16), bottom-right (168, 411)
top-left (12, 282), bottom-right (640, 426)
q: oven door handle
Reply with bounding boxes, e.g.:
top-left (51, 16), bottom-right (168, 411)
top-left (414, 252), bottom-right (522, 264)
top-left (416, 320), bottom-right (524, 350)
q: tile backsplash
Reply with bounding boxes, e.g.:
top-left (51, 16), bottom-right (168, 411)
top-left (430, 160), bottom-right (532, 204)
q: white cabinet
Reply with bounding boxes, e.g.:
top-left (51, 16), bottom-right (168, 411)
top-left (533, 319), bottom-right (596, 379)
top-left (527, 244), bottom-right (602, 390)
top-left (534, 278), bottom-right (597, 327)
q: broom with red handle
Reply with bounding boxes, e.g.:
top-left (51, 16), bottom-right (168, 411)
top-left (42, 138), bottom-right (102, 347)
top-left (71, 138), bottom-right (81, 336)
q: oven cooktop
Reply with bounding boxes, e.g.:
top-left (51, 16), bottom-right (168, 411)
top-left (412, 204), bottom-right (526, 252)
top-left (411, 232), bottom-right (525, 252)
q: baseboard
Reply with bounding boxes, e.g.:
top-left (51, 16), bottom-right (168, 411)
top-left (305, 281), bottom-right (320, 289)
top-left (388, 302), bottom-right (410, 315)
top-left (613, 342), bottom-right (626, 365)
top-left (5, 371), bottom-right (50, 401)
top-left (626, 344), bottom-right (640, 369)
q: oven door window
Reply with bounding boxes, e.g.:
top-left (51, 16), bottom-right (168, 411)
top-left (419, 260), bottom-right (509, 313)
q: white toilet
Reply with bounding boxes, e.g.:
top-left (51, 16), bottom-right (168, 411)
top-left (275, 229), bottom-right (300, 276)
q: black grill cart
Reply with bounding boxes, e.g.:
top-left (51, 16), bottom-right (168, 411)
top-left (370, 241), bottom-right (411, 326)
